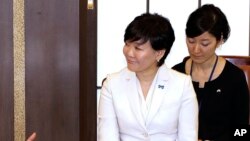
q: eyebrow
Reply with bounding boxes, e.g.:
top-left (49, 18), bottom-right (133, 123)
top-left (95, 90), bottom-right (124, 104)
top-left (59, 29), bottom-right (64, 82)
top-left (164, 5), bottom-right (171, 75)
top-left (135, 40), bottom-right (147, 45)
top-left (200, 39), bottom-right (210, 41)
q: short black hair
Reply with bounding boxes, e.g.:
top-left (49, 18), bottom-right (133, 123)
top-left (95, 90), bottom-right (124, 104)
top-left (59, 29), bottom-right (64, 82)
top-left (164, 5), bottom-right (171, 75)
top-left (124, 13), bottom-right (175, 66)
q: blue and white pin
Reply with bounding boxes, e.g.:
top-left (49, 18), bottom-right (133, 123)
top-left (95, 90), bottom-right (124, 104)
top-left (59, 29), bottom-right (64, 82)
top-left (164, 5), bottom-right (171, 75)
top-left (158, 85), bottom-right (164, 89)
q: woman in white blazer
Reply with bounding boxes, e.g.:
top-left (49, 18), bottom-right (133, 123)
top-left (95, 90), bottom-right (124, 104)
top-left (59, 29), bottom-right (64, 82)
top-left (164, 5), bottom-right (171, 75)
top-left (97, 13), bottom-right (198, 141)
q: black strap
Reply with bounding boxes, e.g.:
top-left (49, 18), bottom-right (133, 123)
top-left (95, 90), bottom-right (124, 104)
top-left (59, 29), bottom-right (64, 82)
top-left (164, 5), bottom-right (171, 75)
top-left (208, 55), bottom-right (218, 81)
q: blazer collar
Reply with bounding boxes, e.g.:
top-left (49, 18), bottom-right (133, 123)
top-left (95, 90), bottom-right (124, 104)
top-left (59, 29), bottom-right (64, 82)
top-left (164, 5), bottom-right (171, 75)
top-left (146, 65), bottom-right (170, 125)
top-left (123, 65), bottom-right (170, 83)
top-left (123, 69), bottom-right (145, 128)
top-left (124, 65), bottom-right (171, 127)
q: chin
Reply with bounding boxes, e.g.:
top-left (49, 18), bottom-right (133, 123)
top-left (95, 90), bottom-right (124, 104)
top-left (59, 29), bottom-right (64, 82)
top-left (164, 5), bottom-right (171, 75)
top-left (191, 56), bottom-right (204, 62)
top-left (127, 67), bottom-right (136, 72)
top-left (127, 65), bottom-right (140, 72)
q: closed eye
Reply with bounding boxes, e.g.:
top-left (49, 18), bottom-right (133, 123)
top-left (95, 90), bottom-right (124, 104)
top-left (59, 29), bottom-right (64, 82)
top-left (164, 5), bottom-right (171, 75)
top-left (201, 41), bottom-right (210, 47)
top-left (187, 39), bottom-right (195, 44)
top-left (135, 46), bottom-right (143, 50)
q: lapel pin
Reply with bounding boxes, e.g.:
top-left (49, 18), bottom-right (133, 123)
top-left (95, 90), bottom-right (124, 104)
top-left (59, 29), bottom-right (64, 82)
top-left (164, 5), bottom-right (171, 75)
top-left (158, 85), bottom-right (164, 89)
top-left (216, 89), bottom-right (221, 93)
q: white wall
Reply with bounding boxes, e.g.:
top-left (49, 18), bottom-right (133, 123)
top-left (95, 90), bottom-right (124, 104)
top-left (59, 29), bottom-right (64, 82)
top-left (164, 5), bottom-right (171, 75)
top-left (97, 0), bottom-right (146, 86)
top-left (202, 0), bottom-right (249, 56)
top-left (150, 0), bottom-right (198, 68)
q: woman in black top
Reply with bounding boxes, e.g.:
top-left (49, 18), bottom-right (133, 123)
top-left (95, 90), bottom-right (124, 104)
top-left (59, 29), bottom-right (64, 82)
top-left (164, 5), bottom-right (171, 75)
top-left (172, 4), bottom-right (249, 141)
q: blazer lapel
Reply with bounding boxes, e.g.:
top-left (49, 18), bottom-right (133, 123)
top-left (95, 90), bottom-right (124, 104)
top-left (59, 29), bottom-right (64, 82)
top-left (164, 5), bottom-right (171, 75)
top-left (124, 70), bottom-right (146, 129)
top-left (146, 65), bottom-right (170, 126)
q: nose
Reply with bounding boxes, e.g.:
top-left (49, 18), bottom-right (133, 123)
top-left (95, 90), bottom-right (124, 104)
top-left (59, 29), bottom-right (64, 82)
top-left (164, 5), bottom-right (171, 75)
top-left (193, 43), bottom-right (200, 53)
top-left (124, 45), bottom-right (134, 57)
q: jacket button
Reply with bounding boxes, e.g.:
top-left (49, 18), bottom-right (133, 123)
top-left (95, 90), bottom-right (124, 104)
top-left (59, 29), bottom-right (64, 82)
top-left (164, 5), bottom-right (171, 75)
top-left (143, 132), bottom-right (148, 137)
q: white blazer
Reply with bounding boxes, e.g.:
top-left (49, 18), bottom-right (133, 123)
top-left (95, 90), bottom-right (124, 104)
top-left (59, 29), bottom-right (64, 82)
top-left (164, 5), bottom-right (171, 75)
top-left (97, 65), bottom-right (198, 141)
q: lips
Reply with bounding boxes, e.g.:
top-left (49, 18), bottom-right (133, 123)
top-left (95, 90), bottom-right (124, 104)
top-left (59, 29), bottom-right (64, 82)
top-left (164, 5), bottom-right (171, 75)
top-left (127, 60), bottom-right (136, 64)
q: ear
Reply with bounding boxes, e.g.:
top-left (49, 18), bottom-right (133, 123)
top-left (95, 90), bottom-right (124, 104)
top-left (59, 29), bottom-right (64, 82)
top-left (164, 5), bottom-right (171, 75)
top-left (219, 34), bottom-right (225, 45)
top-left (156, 49), bottom-right (166, 61)
top-left (216, 38), bottom-right (224, 48)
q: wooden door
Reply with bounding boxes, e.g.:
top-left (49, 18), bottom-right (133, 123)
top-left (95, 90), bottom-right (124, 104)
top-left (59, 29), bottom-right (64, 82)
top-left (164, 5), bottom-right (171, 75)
top-left (0, 0), bottom-right (97, 140)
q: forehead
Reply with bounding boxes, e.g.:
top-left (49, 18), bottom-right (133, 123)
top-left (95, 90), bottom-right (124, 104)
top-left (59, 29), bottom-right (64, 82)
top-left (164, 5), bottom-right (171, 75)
top-left (188, 32), bottom-right (216, 40)
top-left (127, 39), bottom-right (150, 46)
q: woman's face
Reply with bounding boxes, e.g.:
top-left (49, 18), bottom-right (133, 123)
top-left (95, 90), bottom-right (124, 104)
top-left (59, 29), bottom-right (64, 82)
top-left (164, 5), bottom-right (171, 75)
top-left (123, 40), bottom-right (164, 73)
top-left (186, 32), bottom-right (221, 64)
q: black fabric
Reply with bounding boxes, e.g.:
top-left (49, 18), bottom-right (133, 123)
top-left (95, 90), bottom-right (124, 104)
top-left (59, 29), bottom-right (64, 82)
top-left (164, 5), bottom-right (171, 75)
top-left (172, 59), bottom-right (249, 141)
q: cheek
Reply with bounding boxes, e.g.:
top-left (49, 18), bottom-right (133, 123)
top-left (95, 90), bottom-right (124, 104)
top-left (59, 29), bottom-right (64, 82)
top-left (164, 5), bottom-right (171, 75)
top-left (206, 48), bottom-right (216, 55)
top-left (187, 45), bottom-right (193, 52)
top-left (143, 53), bottom-right (157, 63)
top-left (186, 43), bottom-right (193, 49)
top-left (123, 47), bottom-right (127, 56)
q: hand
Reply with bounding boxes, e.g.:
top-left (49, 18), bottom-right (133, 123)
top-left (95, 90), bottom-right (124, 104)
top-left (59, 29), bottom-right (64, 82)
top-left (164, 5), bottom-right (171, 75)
top-left (27, 132), bottom-right (36, 141)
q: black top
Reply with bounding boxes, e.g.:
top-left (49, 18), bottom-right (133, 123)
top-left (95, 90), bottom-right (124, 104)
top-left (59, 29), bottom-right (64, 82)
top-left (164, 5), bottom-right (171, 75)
top-left (172, 58), bottom-right (249, 140)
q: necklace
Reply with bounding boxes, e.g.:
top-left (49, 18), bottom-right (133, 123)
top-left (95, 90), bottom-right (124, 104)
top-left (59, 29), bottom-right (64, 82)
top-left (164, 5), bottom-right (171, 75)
top-left (190, 55), bottom-right (218, 82)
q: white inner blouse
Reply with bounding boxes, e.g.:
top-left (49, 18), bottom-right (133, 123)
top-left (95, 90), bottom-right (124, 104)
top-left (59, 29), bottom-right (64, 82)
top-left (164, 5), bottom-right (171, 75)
top-left (135, 71), bottom-right (159, 124)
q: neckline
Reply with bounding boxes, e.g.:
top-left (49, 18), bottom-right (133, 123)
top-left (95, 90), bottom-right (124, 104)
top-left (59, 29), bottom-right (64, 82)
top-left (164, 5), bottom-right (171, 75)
top-left (190, 55), bottom-right (219, 82)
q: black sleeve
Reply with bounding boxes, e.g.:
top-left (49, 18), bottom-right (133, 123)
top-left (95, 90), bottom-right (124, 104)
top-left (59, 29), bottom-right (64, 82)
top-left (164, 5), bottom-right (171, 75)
top-left (231, 70), bottom-right (249, 125)
top-left (172, 63), bottom-right (186, 74)
top-left (172, 56), bottom-right (189, 74)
